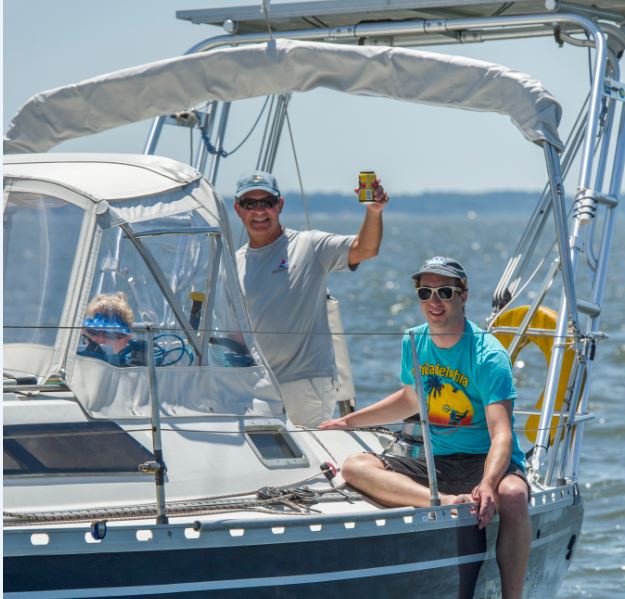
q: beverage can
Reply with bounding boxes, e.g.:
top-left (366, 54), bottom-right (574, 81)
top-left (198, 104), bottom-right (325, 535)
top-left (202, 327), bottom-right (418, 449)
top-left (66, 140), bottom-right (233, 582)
top-left (358, 171), bottom-right (376, 203)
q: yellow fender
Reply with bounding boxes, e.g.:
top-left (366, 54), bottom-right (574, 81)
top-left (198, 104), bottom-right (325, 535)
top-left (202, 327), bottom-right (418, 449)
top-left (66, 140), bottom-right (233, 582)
top-left (492, 305), bottom-right (575, 445)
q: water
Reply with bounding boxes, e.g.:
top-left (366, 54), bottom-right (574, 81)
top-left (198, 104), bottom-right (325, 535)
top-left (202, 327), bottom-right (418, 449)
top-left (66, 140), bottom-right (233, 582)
top-left (278, 210), bottom-right (625, 598)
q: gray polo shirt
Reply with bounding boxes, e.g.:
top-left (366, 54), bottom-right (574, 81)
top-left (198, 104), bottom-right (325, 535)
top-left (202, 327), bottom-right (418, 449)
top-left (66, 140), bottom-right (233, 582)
top-left (236, 227), bottom-right (355, 383)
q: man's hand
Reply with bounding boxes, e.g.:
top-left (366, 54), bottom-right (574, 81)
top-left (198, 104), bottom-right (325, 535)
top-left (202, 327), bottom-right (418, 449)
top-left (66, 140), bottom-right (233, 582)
top-left (353, 177), bottom-right (389, 212)
top-left (368, 178), bottom-right (389, 212)
top-left (349, 177), bottom-right (388, 265)
top-left (472, 480), bottom-right (498, 529)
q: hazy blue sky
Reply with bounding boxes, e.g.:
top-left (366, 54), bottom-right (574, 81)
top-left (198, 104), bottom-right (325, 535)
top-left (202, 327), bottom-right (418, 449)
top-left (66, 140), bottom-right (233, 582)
top-left (4, 1), bottom-right (595, 196)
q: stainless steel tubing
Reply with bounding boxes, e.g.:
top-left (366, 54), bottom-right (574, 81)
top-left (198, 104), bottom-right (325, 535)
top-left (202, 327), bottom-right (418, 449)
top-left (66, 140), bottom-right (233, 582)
top-left (569, 98), bottom-right (625, 480)
top-left (531, 143), bottom-right (580, 478)
top-left (408, 331), bottom-right (441, 507)
top-left (146, 328), bottom-right (169, 525)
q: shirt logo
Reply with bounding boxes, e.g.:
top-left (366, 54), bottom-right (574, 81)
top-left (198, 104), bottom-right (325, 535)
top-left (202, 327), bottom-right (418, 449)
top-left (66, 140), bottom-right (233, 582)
top-left (272, 258), bottom-right (289, 273)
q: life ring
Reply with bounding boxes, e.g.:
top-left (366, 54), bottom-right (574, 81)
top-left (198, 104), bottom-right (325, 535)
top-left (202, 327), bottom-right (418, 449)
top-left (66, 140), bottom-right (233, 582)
top-left (491, 305), bottom-right (575, 444)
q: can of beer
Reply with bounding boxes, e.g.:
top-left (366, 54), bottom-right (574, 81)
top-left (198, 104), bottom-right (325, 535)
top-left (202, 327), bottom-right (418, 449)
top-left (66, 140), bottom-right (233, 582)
top-left (358, 171), bottom-right (376, 203)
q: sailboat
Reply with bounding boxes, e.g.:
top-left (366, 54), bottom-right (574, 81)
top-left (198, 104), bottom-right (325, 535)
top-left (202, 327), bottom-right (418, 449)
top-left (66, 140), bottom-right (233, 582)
top-left (4, 1), bottom-right (623, 596)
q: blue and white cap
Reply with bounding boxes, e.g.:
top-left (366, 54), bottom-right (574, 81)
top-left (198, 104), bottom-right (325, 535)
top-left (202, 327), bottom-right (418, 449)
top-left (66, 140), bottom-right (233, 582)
top-left (235, 170), bottom-right (280, 199)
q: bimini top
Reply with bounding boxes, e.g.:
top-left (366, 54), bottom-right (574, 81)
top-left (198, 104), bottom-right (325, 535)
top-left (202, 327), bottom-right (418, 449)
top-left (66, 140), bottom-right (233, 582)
top-left (4, 38), bottom-right (563, 154)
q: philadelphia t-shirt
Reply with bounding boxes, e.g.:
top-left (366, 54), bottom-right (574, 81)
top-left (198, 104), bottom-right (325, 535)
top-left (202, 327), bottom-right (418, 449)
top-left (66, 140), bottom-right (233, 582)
top-left (400, 319), bottom-right (525, 469)
top-left (236, 228), bottom-right (355, 383)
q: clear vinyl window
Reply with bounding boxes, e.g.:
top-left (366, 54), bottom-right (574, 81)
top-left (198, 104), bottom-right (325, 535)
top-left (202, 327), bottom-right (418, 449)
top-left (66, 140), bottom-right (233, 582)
top-left (79, 211), bottom-right (255, 368)
top-left (3, 192), bottom-right (83, 346)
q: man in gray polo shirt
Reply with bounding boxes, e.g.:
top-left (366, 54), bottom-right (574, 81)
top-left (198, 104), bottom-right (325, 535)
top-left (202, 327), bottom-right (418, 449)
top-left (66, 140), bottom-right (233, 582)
top-left (234, 170), bottom-right (388, 426)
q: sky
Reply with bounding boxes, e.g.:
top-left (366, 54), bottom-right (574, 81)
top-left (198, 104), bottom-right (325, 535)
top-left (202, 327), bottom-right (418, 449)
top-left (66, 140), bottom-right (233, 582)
top-left (3, 1), bottom-right (599, 197)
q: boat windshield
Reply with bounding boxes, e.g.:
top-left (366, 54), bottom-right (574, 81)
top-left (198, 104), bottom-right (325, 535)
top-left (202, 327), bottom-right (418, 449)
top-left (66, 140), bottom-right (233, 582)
top-left (3, 191), bottom-right (83, 370)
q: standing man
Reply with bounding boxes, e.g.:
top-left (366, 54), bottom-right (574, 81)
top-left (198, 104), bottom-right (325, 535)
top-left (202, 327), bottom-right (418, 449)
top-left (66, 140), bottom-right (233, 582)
top-left (320, 257), bottom-right (530, 599)
top-left (234, 170), bottom-right (388, 427)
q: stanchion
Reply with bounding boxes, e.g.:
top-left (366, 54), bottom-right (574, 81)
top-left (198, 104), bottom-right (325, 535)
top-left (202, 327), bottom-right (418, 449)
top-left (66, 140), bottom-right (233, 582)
top-left (409, 331), bottom-right (441, 506)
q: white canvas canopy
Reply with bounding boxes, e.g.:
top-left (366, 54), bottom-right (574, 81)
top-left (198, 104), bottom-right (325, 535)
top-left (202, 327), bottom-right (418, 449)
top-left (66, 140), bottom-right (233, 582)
top-left (4, 38), bottom-right (563, 154)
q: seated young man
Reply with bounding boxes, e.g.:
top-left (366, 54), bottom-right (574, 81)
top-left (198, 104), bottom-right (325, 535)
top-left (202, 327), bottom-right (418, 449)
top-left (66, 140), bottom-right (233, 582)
top-left (320, 257), bottom-right (531, 599)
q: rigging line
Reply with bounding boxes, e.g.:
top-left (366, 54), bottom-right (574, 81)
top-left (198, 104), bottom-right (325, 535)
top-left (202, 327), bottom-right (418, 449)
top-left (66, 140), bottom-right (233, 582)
top-left (491, 92), bottom-right (589, 305)
top-left (3, 420), bottom-right (576, 440)
top-left (2, 325), bottom-right (579, 340)
top-left (497, 250), bottom-right (552, 311)
top-left (586, 33), bottom-right (594, 89)
top-left (198, 98), bottom-right (271, 159)
top-left (491, 2), bottom-right (515, 17)
top-left (3, 485), bottom-right (358, 523)
top-left (303, 16), bottom-right (329, 29)
top-left (226, 96), bottom-right (272, 156)
top-left (256, 95), bottom-right (276, 171)
top-left (285, 106), bottom-right (312, 230)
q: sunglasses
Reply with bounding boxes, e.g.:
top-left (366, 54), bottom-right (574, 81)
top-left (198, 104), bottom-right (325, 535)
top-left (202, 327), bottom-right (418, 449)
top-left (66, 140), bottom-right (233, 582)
top-left (238, 195), bottom-right (279, 210)
top-left (415, 286), bottom-right (464, 301)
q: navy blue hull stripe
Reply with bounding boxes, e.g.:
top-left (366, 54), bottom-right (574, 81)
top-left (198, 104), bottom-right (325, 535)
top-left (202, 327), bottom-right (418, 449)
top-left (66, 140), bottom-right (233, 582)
top-left (6, 526), bottom-right (486, 591)
top-left (4, 552), bottom-right (487, 598)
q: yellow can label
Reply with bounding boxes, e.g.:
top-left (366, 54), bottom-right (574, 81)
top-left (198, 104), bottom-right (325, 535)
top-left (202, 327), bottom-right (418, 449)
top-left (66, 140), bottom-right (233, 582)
top-left (358, 171), bottom-right (376, 202)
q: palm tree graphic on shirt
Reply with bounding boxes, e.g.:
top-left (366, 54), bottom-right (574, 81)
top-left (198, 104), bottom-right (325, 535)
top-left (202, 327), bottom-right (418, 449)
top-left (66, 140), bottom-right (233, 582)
top-left (424, 374), bottom-right (474, 426)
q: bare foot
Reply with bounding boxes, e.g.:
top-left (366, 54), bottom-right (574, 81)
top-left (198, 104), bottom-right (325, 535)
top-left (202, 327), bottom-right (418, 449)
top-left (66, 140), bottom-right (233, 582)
top-left (451, 493), bottom-right (473, 505)
top-left (440, 493), bottom-right (475, 518)
top-left (441, 493), bottom-right (473, 506)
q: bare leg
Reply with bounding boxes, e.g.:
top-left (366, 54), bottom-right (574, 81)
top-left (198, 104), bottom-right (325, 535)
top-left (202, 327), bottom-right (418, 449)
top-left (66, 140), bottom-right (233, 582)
top-left (495, 475), bottom-right (531, 599)
top-left (341, 453), bottom-right (470, 507)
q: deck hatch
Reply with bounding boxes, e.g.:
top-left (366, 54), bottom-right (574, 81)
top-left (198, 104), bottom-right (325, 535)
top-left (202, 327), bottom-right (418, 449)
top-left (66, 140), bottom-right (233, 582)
top-left (3, 421), bottom-right (154, 477)
top-left (244, 424), bottom-right (309, 469)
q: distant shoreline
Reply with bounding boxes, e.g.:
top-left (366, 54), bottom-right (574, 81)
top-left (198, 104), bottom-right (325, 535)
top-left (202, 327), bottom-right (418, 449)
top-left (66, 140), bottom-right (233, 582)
top-left (226, 190), bottom-right (545, 216)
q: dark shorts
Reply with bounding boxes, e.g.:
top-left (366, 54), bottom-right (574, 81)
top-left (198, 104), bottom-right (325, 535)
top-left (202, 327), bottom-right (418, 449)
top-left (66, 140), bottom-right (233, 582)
top-left (379, 452), bottom-right (530, 497)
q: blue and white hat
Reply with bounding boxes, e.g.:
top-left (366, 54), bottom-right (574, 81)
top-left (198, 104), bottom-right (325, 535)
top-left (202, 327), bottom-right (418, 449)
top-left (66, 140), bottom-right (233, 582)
top-left (235, 170), bottom-right (280, 199)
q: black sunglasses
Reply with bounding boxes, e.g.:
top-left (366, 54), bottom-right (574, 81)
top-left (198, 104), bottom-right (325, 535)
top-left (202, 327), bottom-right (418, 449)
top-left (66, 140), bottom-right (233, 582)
top-left (238, 195), bottom-right (279, 210)
top-left (415, 286), bottom-right (464, 301)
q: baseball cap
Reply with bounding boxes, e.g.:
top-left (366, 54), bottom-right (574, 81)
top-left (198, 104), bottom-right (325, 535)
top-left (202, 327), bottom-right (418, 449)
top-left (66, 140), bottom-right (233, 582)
top-left (411, 257), bottom-right (467, 286)
top-left (235, 170), bottom-right (280, 199)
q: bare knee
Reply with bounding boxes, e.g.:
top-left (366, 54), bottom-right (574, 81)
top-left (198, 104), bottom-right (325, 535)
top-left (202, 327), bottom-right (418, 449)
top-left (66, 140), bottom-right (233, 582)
top-left (341, 453), bottom-right (384, 485)
top-left (497, 476), bottom-right (529, 523)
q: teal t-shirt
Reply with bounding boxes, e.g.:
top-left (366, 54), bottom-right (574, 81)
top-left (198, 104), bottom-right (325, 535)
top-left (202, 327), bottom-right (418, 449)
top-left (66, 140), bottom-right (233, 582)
top-left (400, 319), bottom-right (525, 470)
